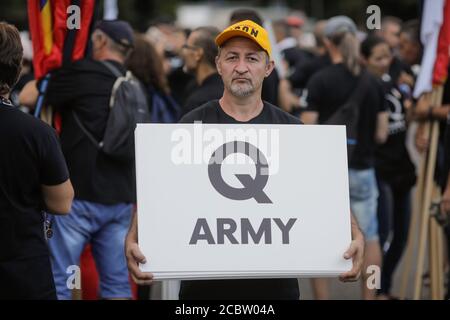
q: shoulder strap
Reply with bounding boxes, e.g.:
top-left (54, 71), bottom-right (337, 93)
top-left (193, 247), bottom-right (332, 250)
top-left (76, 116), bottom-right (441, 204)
top-left (72, 111), bottom-right (102, 149)
top-left (100, 60), bottom-right (123, 78)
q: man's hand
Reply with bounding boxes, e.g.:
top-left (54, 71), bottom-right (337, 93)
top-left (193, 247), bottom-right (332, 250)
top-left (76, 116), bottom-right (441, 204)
top-left (415, 122), bottom-right (429, 153)
top-left (339, 215), bottom-right (365, 282)
top-left (398, 71), bottom-right (415, 88)
top-left (412, 93), bottom-right (432, 120)
top-left (125, 210), bottom-right (154, 286)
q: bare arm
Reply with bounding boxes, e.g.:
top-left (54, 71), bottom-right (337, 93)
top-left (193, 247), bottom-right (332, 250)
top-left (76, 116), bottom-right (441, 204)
top-left (300, 111), bottom-right (319, 124)
top-left (41, 179), bottom-right (74, 214)
top-left (278, 79), bottom-right (300, 113)
top-left (413, 92), bottom-right (450, 121)
top-left (125, 209), bottom-right (154, 285)
top-left (339, 213), bottom-right (365, 282)
top-left (18, 79), bottom-right (39, 109)
top-left (430, 104), bottom-right (450, 120)
top-left (375, 111), bottom-right (389, 144)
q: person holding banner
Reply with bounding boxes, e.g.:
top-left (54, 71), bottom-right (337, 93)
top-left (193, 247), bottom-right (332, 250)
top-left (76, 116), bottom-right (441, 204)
top-left (126, 19), bottom-right (365, 300)
top-left (0, 22), bottom-right (74, 299)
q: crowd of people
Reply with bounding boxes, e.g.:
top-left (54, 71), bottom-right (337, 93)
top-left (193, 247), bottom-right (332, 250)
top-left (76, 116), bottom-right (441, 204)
top-left (0, 6), bottom-right (449, 300)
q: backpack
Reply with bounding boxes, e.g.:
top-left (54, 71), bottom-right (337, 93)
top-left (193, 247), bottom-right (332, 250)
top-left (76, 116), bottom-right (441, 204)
top-left (73, 61), bottom-right (151, 161)
top-left (147, 85), bottom-right (181, 123)
top-left (324, 71), bottom-right (371, 161)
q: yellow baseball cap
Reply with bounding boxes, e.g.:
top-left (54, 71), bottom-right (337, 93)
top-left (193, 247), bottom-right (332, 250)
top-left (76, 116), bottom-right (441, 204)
top-left (215, 20), bottom-right (272, 59)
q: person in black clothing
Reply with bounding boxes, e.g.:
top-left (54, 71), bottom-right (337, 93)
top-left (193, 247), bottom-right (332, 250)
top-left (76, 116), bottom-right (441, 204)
top-left (440, 112), bottom-right (450, 300)
top-left (20, 20), bottom-right (137, 300)
top-left (272, 19), bottom-right (313, 72)
top-left (0, 22), bottom-right (74, 300)
top-left (289, 20), bottom-right (330, 91)
top-left (126, 19), bottom-right (365, 300)
top-left (180, 26), bottom-right (224, 116)
top-left (302, 16), bottom-right (388, 300)
top-left (361, 36), bottom-right (416, 299)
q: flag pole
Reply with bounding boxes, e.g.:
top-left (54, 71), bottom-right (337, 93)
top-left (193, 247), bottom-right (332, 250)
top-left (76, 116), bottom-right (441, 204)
top-left (399, 136), bottom-right (427, 299)
top-left (412, 85), bottom-right (443, 299)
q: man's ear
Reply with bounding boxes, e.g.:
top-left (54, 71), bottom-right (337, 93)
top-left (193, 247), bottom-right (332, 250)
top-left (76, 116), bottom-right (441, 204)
top-left (96, 33), bottom-right (108, 50)
top-left (216, 55), bottom-right (222, 75)
top-left (265, 60), bottom-right (275, 78)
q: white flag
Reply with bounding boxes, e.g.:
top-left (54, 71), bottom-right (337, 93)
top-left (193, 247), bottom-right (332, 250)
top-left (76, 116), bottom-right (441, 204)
top-left (103, 0), bottom-right (118, 20)
top-left (413, 0), bottom-right (445, 98)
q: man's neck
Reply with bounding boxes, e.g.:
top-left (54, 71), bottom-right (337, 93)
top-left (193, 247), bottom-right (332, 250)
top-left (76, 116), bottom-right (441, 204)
top-left (196, 64), bottom-right (216, 85)
top-left (95, 52), bottom-right (124, 64)
top-left (219, 91), bottom-right (264, 122)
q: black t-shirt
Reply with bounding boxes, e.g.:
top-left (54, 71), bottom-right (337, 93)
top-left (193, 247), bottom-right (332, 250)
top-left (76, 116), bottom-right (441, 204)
top-left (261, 70), bottom-right (280, 106)
top-left (289, 54), bottom-right (331, 90)
top-left (44, 58), bottom-right (135, 204)
top-left (178, 100), bottom-right (301, 300)
top-left (305, 63), bottom-right (387, 169)
top-left (182, 73), bottom-right (224, 116)
top-left (0, 100), bottom-right (69, 299)
top-left (389, 56), bottom-right (414, 86)
top-left (282, 47), bottom-right (314, 70)
top-left (168, 66), bottom-right (196, 106)
top-left (375, 75), bottom-right (416, 189)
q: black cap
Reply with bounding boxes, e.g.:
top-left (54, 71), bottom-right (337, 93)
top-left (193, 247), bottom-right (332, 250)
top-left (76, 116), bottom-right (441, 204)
top-left (95, 20), bottom-right (134, 48)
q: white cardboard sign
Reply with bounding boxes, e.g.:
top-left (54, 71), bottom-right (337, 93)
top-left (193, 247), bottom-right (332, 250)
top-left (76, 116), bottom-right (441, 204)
top-left (135, 124), bottom-right (352, 279)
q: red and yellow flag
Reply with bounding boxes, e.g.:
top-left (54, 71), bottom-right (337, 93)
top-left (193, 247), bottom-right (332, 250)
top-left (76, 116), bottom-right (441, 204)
top-left (28, 0), bottom-right (96, 79)
top-left (433, 0), bottom-right (450, 85)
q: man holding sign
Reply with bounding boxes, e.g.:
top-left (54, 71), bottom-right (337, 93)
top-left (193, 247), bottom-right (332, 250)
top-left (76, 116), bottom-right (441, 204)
top-left (125, 20), bottom-right (364, 299)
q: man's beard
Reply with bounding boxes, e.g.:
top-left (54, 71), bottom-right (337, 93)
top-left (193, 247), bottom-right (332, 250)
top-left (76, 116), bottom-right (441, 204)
top-left (228, 79), bottom-right (255, 97)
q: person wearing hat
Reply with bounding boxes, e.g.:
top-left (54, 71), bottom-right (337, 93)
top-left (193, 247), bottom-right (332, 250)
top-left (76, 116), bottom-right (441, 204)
top-left (301, 16), bottom-right (389, 300)
top-left (228, 9), bottom-right (280, 106)
top-left (125, 19), bottom-right (365, 299)
top-left (20, 20), bottom-right (138, 300)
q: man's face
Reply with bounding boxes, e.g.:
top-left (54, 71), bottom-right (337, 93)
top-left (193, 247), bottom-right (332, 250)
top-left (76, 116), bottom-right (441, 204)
top-left (181, 32), bottom-right (202, 74)
top-left (216, 37), bottom-right (274, 98)
top-left (382, 22), bottom-right (401, 50)
top-left (399, 32), bottom-right (421, 66)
